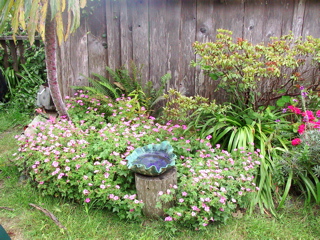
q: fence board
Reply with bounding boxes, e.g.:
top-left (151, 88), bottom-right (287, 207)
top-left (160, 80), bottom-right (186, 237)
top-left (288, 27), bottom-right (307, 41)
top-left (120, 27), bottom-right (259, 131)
top-left (213, 0), bottom-right (244, 39)
top-left (56, 0), bottom-right (320, 102)
top-left (280, 0), bottom-right (295, 36)
top-left (58, 20), bottom-right (89, 97)
top-left (292, 0), bottom-right (306, 39)
top-left (178, 0), bottom-right (196, 96)
top-left (120, 0), bottom-right (133, 69)
top-left (195, 0), bottom-right (216, 99)
top-left (302, 0), bottom-right (320, 38)
top-left (131, 0), bottom-right (150, 84)
top-left (149, 0), bottom-right (168, 88)
top-left (243, 0), bottom-right (266, 44)
top-left (106, 0), bottom-right (121, 72)
top-left (87, 1), bottom-right (108, 80)
top-left (165, 0), bottom-right (181, 91)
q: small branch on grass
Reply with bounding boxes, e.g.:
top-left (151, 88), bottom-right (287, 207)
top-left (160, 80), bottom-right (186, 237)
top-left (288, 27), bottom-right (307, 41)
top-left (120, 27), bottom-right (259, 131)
top-left (29, 203), bottom-right (67, 231)
top-left (0, 206), bottom-right (15, 211)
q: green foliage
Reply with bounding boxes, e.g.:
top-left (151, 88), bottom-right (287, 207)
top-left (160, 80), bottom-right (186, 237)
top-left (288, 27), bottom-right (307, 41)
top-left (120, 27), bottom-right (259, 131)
top-left (161, 89), bottom-right (228, 125)
top-left (190, 105), bottom-right (291, 153)
top-left (187, 103), bottom-right (293, 216)
top-left (77, 63), bottom-right (169, 115)
top-left (15, 92), bottom-right (260, 229)
top-left (2, 64), bottom-right (46, 112)
top-left (0, 0), bottom-right (88, 45)
top-left (0, 36), bottom-right (46, 111)
top-left (0, 106), bottom-right (30, 133)
top-left (280, 130), bottom-right (320, 205)
top-left (192, 29), bottom-right (320, 109)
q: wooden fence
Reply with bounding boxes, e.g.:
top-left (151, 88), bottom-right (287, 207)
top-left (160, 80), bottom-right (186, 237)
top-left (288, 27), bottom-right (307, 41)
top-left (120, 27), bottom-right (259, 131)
top-left (57, 0), bottom-right (320, 102)
top-left (0, 36), bottom-right (41, 72)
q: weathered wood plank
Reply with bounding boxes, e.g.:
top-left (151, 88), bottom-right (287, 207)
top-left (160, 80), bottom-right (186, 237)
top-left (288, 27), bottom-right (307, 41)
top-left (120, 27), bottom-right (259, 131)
top-left (263, 0), bottom-right (285, 43)
top-left (280, 0), bottom-right (295, 36)
top-left (243, 0), bottom-right (266, 44)
top-left (106, 0), bottom-right (121, 71)
top-left (301, 0), bottom-right (320, 38)
top-left (214, 0), bottom-right (244, 39)
top-left (119, 0), bottom-right (133, 70)
top-left (149, 0), bottom-right (168, 89)
top-left (131, 0), bottom-right (150, 84)
top-left (292, 0), bottom-right (306, 39)
top-left (87, 0), bottom-right (108, 79)
top-left (195, 0), bottom-right (216, 99)
top-left (57, 19), bottom-right (89, 97)
top-left (178, 0), bottom-right (196, 96)
top-left (166, 0), bottom-right (181, 92)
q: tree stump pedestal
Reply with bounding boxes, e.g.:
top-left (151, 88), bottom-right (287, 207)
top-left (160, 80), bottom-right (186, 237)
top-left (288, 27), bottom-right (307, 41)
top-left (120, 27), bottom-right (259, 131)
top-left (135, 167), bottom-right (177, 218)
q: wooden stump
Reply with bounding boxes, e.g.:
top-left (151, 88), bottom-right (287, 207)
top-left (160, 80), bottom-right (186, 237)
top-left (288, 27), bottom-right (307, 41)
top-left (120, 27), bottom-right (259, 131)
top-left (135, 167), bottom-right (177, 218)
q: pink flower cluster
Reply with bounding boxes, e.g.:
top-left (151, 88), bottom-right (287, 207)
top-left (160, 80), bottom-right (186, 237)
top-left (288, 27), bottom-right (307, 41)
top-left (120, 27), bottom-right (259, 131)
top-left (287, 105), bottom-right (320, 145)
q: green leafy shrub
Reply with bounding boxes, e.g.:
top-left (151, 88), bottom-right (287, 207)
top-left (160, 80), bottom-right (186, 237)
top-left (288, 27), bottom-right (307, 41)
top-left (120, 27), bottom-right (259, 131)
top-left (4, 64), bottom-right (45, 112)
top-left (192, 29), bottom-right (320, 110)
top-left (15, 93), bottom-right (261, 230)
top-left (76, 63), bottom-right (169, 115)
top-left (161, 89), bottom-right (228, 125)
top-left (277, 89), bottom-right (320, 205)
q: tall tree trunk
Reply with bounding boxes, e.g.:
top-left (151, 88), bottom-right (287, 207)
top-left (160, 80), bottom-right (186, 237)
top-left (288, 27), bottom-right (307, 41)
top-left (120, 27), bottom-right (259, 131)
top-left (44, 13), bottom-right (69, 119)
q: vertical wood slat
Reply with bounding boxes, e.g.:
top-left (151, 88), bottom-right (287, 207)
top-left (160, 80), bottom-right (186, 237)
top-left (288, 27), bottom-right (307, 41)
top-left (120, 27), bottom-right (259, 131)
top-left (8, 41), bottom-right (19, 71)
top-left (106, 0), bottom-right (121, 72)
top-left (166, 0), bottom-right (181, 92)
top-left (178, 0), bottom-right (196, 96)
top-left (195, 0), bottom-right (215, 98)
top-left (149, 0), bottom-right (168, 88)
top-left (58, 20), bottom-right (89, 97)
top-left (87, 0), bottom-right (108, 80)
top-left (292, 0), bottom-right (306, 39)
top-left (119, 0), bottom-right (133, 70)
top-left (301, 0), bottom-right (320, 38)
top-left (131, 0), bottom-right (149, 84)
top-left (243, 0), bottom-right (266, 44)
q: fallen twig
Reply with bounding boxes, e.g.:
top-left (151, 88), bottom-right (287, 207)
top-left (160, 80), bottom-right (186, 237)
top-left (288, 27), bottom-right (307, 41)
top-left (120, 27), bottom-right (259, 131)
top-left (0, 206), bottom-right (14, 211)
top-left (29, 203), bottom-right (67, 230)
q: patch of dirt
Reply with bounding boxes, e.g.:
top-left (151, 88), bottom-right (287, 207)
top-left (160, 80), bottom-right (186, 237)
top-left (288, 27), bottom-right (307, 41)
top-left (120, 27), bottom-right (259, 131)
top-left (0, 217), bottom-right (25, 240)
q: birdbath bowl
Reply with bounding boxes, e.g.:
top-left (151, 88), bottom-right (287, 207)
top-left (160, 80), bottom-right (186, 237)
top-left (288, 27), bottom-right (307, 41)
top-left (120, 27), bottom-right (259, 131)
top-left (126, 141), bottom-right (176, 176)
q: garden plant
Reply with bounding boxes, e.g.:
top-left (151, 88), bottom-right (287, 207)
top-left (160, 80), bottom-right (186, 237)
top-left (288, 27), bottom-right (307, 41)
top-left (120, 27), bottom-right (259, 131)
top-left (16, 91), bottom-right (262, 230)
top-left (1, 26), bottom-right (320, 238)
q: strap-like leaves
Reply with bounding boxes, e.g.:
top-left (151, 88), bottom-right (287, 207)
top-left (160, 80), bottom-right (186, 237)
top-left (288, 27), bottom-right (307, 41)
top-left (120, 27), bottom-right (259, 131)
top-left (0, 0), bottom-right (87, 45)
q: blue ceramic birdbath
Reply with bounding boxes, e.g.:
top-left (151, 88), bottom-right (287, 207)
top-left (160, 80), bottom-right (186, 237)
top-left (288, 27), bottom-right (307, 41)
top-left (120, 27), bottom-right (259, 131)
top-left (126, 141), bottom-right (176, 176)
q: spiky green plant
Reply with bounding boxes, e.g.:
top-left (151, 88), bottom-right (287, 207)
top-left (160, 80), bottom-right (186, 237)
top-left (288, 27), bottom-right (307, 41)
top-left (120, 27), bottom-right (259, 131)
top-left (279, 130), bottom-right (320, 205)
top-left (75, 63), bottom-right (169, 115)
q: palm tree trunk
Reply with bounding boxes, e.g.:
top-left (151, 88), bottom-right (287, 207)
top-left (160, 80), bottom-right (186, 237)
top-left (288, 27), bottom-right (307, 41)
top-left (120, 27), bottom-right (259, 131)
top-left (44, 13), bottom-right (69, 119)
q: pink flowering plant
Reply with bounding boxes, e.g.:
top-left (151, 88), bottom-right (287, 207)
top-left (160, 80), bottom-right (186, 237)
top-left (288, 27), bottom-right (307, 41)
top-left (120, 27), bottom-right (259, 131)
top-left (156, 144), bottom-right (261, 230)
top-left (15, 92), bottom-right (261, 228)
top-left (277, 87), bottom-right (320, 205)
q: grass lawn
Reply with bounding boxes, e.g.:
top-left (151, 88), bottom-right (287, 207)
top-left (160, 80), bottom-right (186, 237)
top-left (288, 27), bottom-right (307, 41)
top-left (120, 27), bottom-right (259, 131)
top-left (0, 111), bottom-right (319, 240)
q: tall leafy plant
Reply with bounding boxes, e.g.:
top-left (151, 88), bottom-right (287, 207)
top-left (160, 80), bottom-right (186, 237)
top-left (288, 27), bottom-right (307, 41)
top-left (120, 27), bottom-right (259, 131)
top-left (77, 63), bottom-right (170, 115)
top-left (192, 29), bottom-right (320, 110)
top-left (0, 0), bottom-right (89, 118)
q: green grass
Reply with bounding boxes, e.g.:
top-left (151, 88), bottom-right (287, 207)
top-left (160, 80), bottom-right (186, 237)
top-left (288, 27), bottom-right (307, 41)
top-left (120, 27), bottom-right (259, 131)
top-left (0, 109), bottom-right (319, 240)
top-left (0, 106), bottom-right (30, 133)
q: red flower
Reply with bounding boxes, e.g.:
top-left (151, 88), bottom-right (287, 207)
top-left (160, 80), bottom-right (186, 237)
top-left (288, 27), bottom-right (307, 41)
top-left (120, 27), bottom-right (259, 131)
top-left (291, 138), bottom-right (302, 146)
top-left (302, 110), bottom-right (315, 122)
top-left (297, 124), bottom-right (305, 134)
top-left (288, 105), bottom-right (301, 115)
top-left (316, 110), bottom-right (320, 118)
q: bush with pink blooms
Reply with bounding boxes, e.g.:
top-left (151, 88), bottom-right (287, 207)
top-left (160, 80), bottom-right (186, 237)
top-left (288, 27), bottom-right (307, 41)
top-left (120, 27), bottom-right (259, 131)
top-left (276, 87), bottom-right (320, 205)
top-left (15, 92), bottom-right (261, 229)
